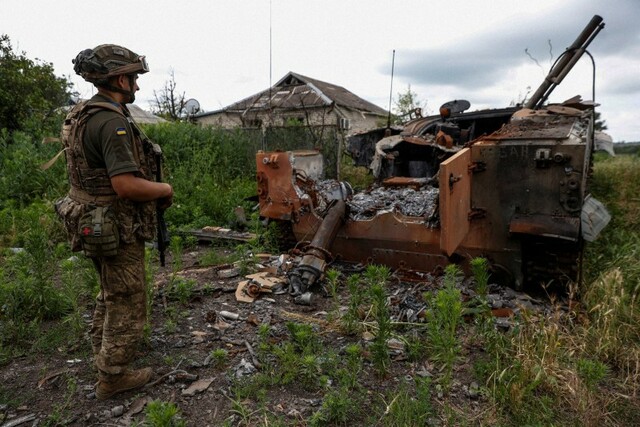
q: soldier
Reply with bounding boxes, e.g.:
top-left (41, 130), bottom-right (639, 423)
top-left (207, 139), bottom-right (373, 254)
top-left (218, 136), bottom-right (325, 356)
top-left (55, 44), bottom-right (173, 399)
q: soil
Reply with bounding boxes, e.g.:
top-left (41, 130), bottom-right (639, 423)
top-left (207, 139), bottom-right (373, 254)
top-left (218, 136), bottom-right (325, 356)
top-left (0, 244), bottom-right (502, 426)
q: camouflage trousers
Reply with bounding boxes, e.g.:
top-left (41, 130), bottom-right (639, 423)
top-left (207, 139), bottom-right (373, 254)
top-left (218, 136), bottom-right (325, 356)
top-left (89, 239), bottom-right (147, 379)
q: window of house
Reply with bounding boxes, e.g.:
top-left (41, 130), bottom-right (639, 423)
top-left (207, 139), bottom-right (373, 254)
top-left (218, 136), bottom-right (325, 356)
top-left (245, 118), bottom-right (262, 128)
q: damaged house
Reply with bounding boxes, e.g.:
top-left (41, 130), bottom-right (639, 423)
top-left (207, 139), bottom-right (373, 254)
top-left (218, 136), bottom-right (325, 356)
top-left (193, 72), bottom-right (388, 134)
top-left (194, 72), bottom-right (388, 178)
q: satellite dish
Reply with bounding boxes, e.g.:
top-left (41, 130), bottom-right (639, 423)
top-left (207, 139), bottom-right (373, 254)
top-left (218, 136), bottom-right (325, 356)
top-left (184, 98), bottom-right (200, 115)
top-left (440, 99), bottom-right (470, 114)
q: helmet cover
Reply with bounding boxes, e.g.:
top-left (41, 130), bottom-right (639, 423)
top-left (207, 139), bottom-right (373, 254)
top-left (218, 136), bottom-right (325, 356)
top-left (73, 44), bottom-right (148, 84)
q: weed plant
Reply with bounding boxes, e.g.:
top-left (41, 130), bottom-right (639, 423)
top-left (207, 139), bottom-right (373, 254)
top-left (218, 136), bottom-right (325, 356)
top-left (0, 132), bottom-right (68, 210)
top-left (257, 322), bottom-right (340, 393)
top-left (341, 273), bottom-right (364, 335)
top-left (370, 282), bottom-right (391, 377)
top-left (234, 243), bottom-right (259, 276)
top-left (209, 348), bottom-right (228, 369)
top-left (166, 277), bottom-right (196, 305)
top-left (198, 243), bottom-right (236, 266)
top-left (576, 357), bottom-right (609, 391)
top-left (59, 255), bottom-right (97, 340)
top-left (379, 377), bottom-right (433, 426)
top-left (256, 323), bottom-right (272, 364)
top-left (325, 268), bottom-right (340, 299)
top-left (308, 387), bottom-right (360, 426)
top-left (144, 400), bottom-right (186, 427)
top-left (470, 257), bottom-right (490, 298)
top-left (336, 343), bottom-right (363, 389)
top-left (169, 235), bottom-right (184, 272)
top-left (41, 376), bottom-right (77, 427)
top-left (404, 330), bottom-right (428, 362)
top-left (425, 264), bottom-right (463, 387)
top-left (0, 209), bottom-right (75, 355)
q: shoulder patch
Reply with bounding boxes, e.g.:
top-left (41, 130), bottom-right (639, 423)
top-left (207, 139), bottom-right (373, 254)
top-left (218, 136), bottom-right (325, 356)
top-left (116, 127), bottom-right (127, 136)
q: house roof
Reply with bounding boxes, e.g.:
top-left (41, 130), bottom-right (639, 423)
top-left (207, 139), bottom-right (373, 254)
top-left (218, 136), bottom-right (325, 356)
top-left (198, 72), bottom-right (388, 117)
top-left (126, 104), bottom-right (167, 124)
top-left (65, 98), bottom-right (167, 124)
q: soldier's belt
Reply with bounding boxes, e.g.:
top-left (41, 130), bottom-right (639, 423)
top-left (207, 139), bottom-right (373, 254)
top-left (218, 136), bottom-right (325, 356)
top-left (69, 187), bottom-right (117, 205)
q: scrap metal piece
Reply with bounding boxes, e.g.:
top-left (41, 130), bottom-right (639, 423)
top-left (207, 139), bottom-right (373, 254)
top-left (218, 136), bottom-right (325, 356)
top-left (581, 195), bottom-right (611, 242)
top-left (235, 281), bottom-right (255, 303)
top-left (288, 199), bottom-right (347, 295)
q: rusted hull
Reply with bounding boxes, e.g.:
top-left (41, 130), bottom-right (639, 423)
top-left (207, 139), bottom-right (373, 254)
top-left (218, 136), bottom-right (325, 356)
top-left (292, 209), bottom-right (522, 282)
top-left (255, 16), bottom-right (608, 288)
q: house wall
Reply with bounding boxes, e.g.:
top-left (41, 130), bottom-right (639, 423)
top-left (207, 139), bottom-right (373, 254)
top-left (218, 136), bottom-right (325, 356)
top-left (195, 106), bottom-right (384, 134)
top-left (195, 112), bottom-right (243, 128)
top-left (339, 109), bottom-right (385, 134)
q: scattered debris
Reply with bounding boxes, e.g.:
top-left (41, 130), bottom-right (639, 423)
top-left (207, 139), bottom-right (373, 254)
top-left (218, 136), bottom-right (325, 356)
top-left (235, 271), bottom-right (285, 303)
top-left (191, 226), bottom-right (255, 243)
top-left (212, 318), bottom-right (231, 331)
top-left (110, 405), bottom-right (124, 418)
top-left (219, 311), bottom-right (240, 321)
top-left (181, 378), bottom-right (215, 396)
top-left (294, 292), bottom-right (313, 305)
top-left (235, 281), bottom-right (256, 303)
top-left (234, 358), bottom-right (257, 378)
top-left (244, 340), bottom-right (262, 369)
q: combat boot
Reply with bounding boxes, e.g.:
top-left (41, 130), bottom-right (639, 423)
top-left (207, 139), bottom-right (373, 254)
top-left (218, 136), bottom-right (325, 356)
top-left (95, 367), bottom-right (152, 400)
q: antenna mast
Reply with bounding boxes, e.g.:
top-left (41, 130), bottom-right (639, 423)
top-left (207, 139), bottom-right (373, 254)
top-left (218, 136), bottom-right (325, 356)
top-left (387, 49), bottom-right (396, 130)
top-left (269, 0), bottom-right (272, 109)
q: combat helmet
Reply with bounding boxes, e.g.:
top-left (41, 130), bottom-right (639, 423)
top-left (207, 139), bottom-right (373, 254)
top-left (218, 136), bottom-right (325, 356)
top-left (73, 44), bottom-right (148, 84)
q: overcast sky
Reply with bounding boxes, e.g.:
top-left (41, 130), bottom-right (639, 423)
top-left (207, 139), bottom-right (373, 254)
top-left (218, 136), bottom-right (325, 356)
top-left (3, 0), bottom-right (639, 141)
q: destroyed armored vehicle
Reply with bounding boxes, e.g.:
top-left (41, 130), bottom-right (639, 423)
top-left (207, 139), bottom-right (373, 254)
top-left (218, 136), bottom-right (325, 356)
top-left (255, 15), bottom-right (610, 292)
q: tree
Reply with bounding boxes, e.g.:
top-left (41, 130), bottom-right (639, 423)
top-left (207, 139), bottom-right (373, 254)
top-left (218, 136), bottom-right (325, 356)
top-left (0, 34), bottom-right (72, 136)
top-left (393, 84), bottom-right (427, 124)
top-left (594, 111), bottom-right (607, 131)
top-left (152, 69), bottom-right (187, 121)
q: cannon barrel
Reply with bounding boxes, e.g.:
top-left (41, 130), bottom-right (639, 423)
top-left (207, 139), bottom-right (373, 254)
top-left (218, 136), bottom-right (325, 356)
top-left (525, 15), bottom-right (605, 109)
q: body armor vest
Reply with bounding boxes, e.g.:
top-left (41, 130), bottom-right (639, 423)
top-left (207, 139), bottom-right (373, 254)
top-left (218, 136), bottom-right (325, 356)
top-left (56, 99), bottom-right (157, 252)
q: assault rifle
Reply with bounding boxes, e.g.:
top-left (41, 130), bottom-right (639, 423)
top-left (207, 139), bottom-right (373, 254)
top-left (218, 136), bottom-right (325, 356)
top-left (154, 145), bottom-right (170, 267)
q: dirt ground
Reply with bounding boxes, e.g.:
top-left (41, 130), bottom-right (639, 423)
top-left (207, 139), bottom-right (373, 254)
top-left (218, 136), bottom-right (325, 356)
top-left (0, 244), bottom-right (506, 426)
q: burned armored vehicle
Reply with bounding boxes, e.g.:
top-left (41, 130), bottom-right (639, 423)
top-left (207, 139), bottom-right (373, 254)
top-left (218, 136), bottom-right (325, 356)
top-left (255, 15), bottom-right (610, 292)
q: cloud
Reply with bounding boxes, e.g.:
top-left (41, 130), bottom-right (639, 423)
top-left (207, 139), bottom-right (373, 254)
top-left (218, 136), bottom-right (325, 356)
top-left (372, 0), bottom-right (640, 139)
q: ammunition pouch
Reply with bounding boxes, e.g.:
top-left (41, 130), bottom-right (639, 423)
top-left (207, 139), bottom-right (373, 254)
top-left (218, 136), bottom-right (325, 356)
top-left (78, 206), bottom-right (120, 257)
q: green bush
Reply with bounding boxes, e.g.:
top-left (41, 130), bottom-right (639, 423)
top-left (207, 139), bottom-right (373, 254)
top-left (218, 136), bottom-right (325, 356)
top-left (144, 123), bottom-right (259, 229)
top-left (0, 132), bottom-right (68, 211)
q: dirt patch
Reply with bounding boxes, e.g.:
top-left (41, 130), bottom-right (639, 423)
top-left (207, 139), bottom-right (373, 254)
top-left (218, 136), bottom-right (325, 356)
top-left (0, 245), bottom-right (545, 426)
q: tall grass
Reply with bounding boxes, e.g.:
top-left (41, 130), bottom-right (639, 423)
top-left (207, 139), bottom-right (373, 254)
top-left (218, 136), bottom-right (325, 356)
top-left (477, 154), bottom-right (640, 425)
top-left (583, 154), bottom-right (640, 380)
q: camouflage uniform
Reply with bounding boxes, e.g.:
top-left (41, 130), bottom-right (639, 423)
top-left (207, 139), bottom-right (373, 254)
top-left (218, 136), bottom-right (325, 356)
top-left (56, 93), bottom-right (157, 379)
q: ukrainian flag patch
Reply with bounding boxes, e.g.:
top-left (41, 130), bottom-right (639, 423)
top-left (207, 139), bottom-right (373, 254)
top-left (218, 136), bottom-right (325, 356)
top-left (116, 127), bottom-right (127, 136)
